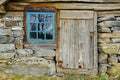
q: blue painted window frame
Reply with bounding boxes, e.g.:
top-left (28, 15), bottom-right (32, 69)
top-left (26, 11), bottom-right (55, 43)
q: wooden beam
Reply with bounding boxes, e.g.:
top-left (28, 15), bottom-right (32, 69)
top-left (9, 0), bottom-right (120, 3)
top-left (6, 2), bottom-right (120, 11)
top-left (60, 10), bottom-right (94, 19)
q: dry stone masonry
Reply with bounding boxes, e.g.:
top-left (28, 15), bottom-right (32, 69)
top-left (1, 13), bottom-right (120, 77)
top-left (0, 16), bottom-right (56, 76)
top-left (98, 15), bottom-right (120, 76)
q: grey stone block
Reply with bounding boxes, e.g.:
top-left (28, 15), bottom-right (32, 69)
top-left (0, 36), bottom-right (14, 44)
top-left (15, 38), bottom-right (23, 45)
top-left (6, 57), bottom-right (56, 76)
top-left (16, 49), bottom-right (33, 58)
top-left (0, 29), bottom-right (12, 36)
top-left (0, 44), bottom-right (15, 59)
top-left (12, 29), bottom-right (24, 37)
top-left (98, 16), bottom-right (116, 22)
top-left (33, 48), bottom-right (56, 57)
top-left (99, 53), bottom-right (108, 64)
top-left (98, 21), bottom-right (120, 27)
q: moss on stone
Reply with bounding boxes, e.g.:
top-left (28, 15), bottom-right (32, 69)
top-left (99, 44), bottom-right (119, 55)
top-left (108, 63), bottom-right (120, 76)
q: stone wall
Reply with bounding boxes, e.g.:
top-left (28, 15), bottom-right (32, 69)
top-left (0, 14), bottom-right (56, 76)
top-left (1, 12), bottom-right (120, 77)
top-left (98, 15), bottom-right (120, 77)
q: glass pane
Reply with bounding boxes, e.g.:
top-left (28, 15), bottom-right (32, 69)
top-left (46, 23), bottom-right (53, 39)
top-left (38, 23), bottom-right (45, 31)
top-left (46, 23), bottom-right (53, 31)
top-left (46, 14), bottom-right (52, 22)
top-left (30, 32), bottom-right (36, 39)
top-left (38, 32), bottom-right (44, 39)
top-left (30, 14), bottom-right (36, 22)
top-left (30, 23), bottom-right (36, 31)
top-left (46, 24), bottom-right (53, 33)
top-left (38, 14), bottom-right (44, 22)
top-left (46, 32), bottom-right (53, 39)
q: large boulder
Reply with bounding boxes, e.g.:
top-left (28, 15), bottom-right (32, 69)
top-left (5, 57), bottom-right (56, 76)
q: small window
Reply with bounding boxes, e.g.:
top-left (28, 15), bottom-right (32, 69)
top-left (26, 12), bottom-right (55, 43)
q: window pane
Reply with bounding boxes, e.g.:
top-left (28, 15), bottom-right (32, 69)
top-left (38, 32), bottom-right (44, 39)
top-left (30, 23), bottom-right (36, 31)
top-left (38, 23), bottom-right (45, 31)
top-left (46, 14), bottom-right (52, 22)
top-left (46, 23), bottom-right (53, 31)
top-left (46, 32), bottom-right (53, 39)
top-left (46, 23), bottom-right (53, 39)
top-left (38, 14), bottom-right (45, 22)
top-left (30, 14), bottom-right (36, 22)
top-left (30, 32), bottom-right (36, 39)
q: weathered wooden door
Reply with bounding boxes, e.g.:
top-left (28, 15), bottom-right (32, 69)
top-left (57, 10), bottom-right (98, 74)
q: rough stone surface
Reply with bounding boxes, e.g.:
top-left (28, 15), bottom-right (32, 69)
top-left (29, 47), bottom-right (56, 57)
top-left (98, 37), bottom-right (111, 43)
top-left (0, 29), bottom-right (12, 36)
top-left (108, 63), bottom-right (120, 76)
top-left (12, 27), bottom-right (23, 30)
top-left (99, 44), bottom-right (119, 55)
top-left (116, 17), bottom-right (120, 21)
top-left (111, 38), bottom-right (120, 43)
top-left (98, 16), bottom-right (116, 22)
top-left (0, 71), bottom-right (7, 80)
top-left (98, 21), bottom-right (120, 27)
top-left (108, 55), bottom-right (118, 65)
top-left (112, 27), bottom-right (120, 31)
top-left (0, 36), bottom-right (14, 44)
top-left (12, 29), bottom-right (24, 37)
top-left (99, 33), bottom-right (120, 38)
top-left (99, 64), bottom-right (108, 75)
top-left (0, 22), bottom-right (4, 28)
top-left (15, 45), bottom-right (23, 49)
top-left (16, 49), bottom-right (33, 58)
top-left (98, 27), bottom-right (111, 33)
top-left (0, 44), bottom-right (15, 59)
top-left (5, 57), bottom-right (56, 76)
top-left (99, 53), bottom-right (108, 63)
top-left (15, 38), bottom-right (23, 45)
top-left (98, 15), bottom-right (120, 76)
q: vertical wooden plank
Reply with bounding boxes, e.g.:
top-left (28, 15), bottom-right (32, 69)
top-left (78, 20), bottom-right (88, 69)
top-left (59, 19), bottom-right (70, 68)
top-left (86, 19), bottom-right (94, 69)
top-left (94, 11), bottom-right (98, 71)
